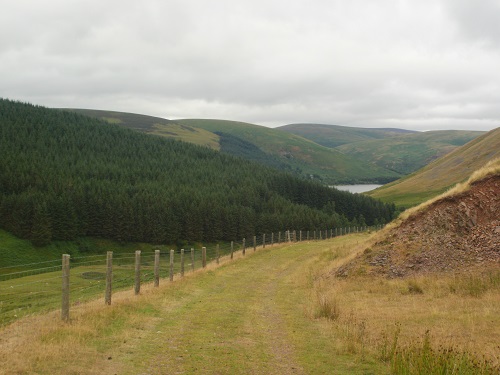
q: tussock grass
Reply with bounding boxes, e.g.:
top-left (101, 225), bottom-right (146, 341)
top-left (314, 292), bottom-right (340, 320)
top-left (406, 280), bottom-right (424, 295)
top-left (390, 330), bottom-right (498, 375)
top-left (448, 270), bottom-right (500, 298)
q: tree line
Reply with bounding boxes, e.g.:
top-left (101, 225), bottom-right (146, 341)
top-left (0, 99), bottom-right (396, 247)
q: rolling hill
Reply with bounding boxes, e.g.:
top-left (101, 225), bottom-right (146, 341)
top-left (61, 109), bottom-right (402, 184)
top-left (64, 108), bottom-right (221, 149)
top-left (279, 123), bottom-right (484, 175)
top-left (336, 130), bottom-right (484, 174)
top-left (367, 127), bottom-right (500, 207)
top-left (278, 123), bottom-right (415, 148)
top-left (175, 119), bottom-right (402, 184)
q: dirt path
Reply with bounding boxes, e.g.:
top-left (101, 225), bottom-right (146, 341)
top-left (128, 245), bottom-right (313, 374)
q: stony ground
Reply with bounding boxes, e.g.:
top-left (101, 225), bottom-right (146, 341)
top-left (337, 174), bottom-right (499, 278)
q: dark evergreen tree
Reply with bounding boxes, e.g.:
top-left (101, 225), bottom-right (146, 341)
top-left (31, 202), bottom-right (52, 247)
top-left (0, 98), bottom-right (396, 245)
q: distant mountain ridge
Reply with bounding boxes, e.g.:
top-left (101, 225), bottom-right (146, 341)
top-left (279, 123), bottom-right (484, 174)
top-left (61, 109), bottom-right (402, 184)
top-left (278, 123), bottom-right (416, 148)
top-left (336, 130), bottom-right (484, 175)
top-left (61, 108), bottom-right (487, 187)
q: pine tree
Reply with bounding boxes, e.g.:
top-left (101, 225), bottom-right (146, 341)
top-left (31, 202), bottom-right (52, 246)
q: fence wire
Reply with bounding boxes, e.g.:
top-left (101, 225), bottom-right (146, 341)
top-left (0, 226), bottom-right (381, 327)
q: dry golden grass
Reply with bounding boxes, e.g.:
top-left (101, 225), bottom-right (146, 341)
top-left (1, 236), bottom-right (498, 374)
top-left (307, 234), bottom-right (500, 371)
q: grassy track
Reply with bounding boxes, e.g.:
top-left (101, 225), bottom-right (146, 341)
top-left (0, 236), bottom-right (387, 374)
top-left (2, 234), bottom-right (497, 374)
top-left (122, 239), bottom-right (385, 374)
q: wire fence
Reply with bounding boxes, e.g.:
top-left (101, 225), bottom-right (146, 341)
top-left (0, 226), bottom-right (380, 327)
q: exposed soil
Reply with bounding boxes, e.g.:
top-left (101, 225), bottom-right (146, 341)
top-left (337, 174), bottom-right (500, 278)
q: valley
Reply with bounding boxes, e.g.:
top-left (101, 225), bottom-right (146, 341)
top-left (0, 98), bottom-right (498, 374)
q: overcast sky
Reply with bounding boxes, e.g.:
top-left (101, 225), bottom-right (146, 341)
top-left (1, 0), bottom-right (499, 131)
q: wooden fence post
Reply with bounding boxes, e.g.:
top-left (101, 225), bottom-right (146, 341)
top-left (191, 248), bottom-right (195, 272)
top-left (202, 247), bottom-right (207, 268)
top-left (307, 230), bottom-right (309, 240)
top-left (242, 238), bottom-right (246, 255)
top-left (230, 241), bottom-right (234, 259)
top-left (169, 250), bottom-right (174, 281)
top-left (216, 244), bottom-right (220, 264)
top-left (278, 232), bottom-right (281, 244)
top-left (299, 230), bottom-right (302, 242)
top-left (271, 233), bottom-right (274, 246)
top-left (61, 254), bottom-right (70, 322)
top-left (253, 236), bottom-right (256, 252)
top-left (263, 234), bottom-right (266, 248)
top-left (105, 251), bottom-right (113, 304)
top-left (154, 250), bottom-right (160, 287)
top-left (134, 250), bottom-right (141, 295)
top-left (181, 249), bottom-right (185, 277)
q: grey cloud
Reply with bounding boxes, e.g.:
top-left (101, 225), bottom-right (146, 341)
top-left (0, 0), bottom-right (499, 131)
top-left (444, 0), bottom-right (500, 47)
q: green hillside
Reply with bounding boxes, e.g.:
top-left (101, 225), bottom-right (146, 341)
top-left (63, 108), bottom-right (220, 149)
top-left (174, 119), bottom-right (402, 184)
top-left (63, 109), bottom-right (402, 184)
top-left (368, 127), bottom-right (500, 207)
top-left (337, 130), bottom-right (484, 174)
top-left (1, 99), bottom-right (396, 247)
top-left (278, 123), bottom-right (415, 148)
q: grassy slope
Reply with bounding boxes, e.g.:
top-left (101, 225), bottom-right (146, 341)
top-left (64, 109), bottom-right (172, 131)
top-left (149, 122), bottom-right (220, 149)
top-left (0, 229), bottom-right (182, 275)
top-left (61, 109), bottom-right (401, 183)
top-left (177, 119), bottom-right (401, 184)
top-left (2, 235), bottom-right (498, 374)
top-left (368, 127), bottom-right (500, 207)
top-left (337, 130), bottom-right (484, 175)
top-left (62, 108), bottom-right (220, 149)
top-left (278, 123), bottom-right (416, 148)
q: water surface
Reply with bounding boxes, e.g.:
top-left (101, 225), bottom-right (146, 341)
top-left (333, 184), bottom-right (382, 194)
